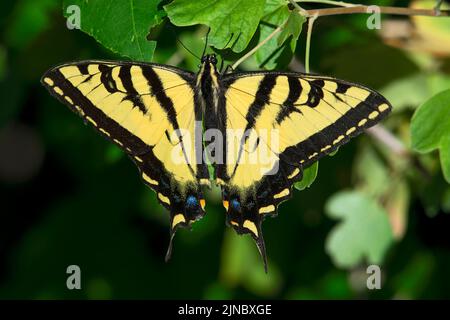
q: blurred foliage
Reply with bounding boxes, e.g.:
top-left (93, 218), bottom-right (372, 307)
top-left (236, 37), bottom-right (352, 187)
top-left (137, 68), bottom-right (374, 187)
top-left (0, 0), bottom-right (450, 299)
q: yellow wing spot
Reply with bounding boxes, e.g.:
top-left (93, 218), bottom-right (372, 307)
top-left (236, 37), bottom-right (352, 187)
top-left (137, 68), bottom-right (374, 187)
top-left (158, 193), bottom-right (170, 205)
top-left (223, 200), bottom-right (229, 211)
top-left (64, 96), bottom-right (73, 104)
top-left (74, 106), bottom-right (85, 116)
top-left (99, 128), bottom-right (110, 137)
top-left (321, 145), bottom-right (331, 152)
top-left (358, 119), bottom-right (367, 127)
top-left (86, 116), bottom-right (97, 126)
top-left (346, 127), bottom-right (356, 135)
top-left (54, 86), bottom-right (64, 96)
top-left (308, 152), bottom-right (318, 160)
top-left (288, 168), bottom-right (300, 179)
top-left (113, 139), bottom-right (123, 147)
top-left (200, 199), bottom-right (206, 210)
top-left (43, 77), bottom-right (54, 86)
top-left (200, 179), bottom-right (211, 187)
top-left (274, 188), bottom-right (289, 199)
top-left (172, 214), bottom-right (186, 228)
top-left (259, 205), bottom-right (275, 214)
top-left (230, 220), bottom-right (239, 227)
top-left (369, 111), bottom-right (379, 119)
top-left (378, 104), bottom-right (390, 112)
top-left (333, 135), bottom-right (345, 145)
top-left (134, 156), bottom-right (143, 163)
top-left (243, 220), bottom-right (258, 237)
top-left (142, 173), bottom-right (158, 186)
top-left (216, 178), bottom-right (226, 186)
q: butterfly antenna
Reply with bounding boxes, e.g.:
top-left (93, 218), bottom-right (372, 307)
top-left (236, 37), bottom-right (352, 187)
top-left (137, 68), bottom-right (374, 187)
top-left (176, 37), bottom-right (201, 60)
top-left (201, 28), bottom-right (210, 58)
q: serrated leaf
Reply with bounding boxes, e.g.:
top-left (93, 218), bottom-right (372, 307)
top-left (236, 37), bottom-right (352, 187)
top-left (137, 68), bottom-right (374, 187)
top-left (325, 191), bottom-right (394, 269)
top-left (164, 0), bottom-right (265, 53)
top-left (62, 0), bottom-right (165, 61)
top-left (411, 89), bottom-right (450, 183)
top-left (294, 162), bottom-right (318, 191)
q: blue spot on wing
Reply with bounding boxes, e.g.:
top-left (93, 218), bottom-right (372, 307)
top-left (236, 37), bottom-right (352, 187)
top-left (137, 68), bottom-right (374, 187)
top-left (186, 195), bottom-right (198, 209)
top-left (231, 199), bottom-right (241, 211)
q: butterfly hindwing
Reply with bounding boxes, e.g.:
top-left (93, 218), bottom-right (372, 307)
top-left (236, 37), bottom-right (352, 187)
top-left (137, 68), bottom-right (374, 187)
top-left (41, 61), bottom-right (210, 257)
top-left (218, 72), bottom-right (392, 266)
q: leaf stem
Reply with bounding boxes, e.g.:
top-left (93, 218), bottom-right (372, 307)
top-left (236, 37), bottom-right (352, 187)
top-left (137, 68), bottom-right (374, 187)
top-left (305, 13), bottom-right (318, 74)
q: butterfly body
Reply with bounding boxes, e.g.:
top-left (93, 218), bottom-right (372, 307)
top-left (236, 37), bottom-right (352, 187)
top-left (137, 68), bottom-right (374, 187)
top-left (41, 54), bottom-right (391, 270)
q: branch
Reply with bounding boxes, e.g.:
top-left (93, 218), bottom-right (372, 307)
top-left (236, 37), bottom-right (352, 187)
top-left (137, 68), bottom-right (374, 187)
top-left (303, 5), bottom-right (450, 18)
top-left (366, 126), bottom-right (408, 157)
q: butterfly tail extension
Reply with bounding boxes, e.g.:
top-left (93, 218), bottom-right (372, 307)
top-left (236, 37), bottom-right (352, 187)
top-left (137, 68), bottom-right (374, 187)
top-left (164, 189), bottom-right (206, 262)
top-left (222, 188), bottom-right (268, 272)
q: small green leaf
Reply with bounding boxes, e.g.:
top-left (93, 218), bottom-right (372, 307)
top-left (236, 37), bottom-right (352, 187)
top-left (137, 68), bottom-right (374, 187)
top-left (294, 162), bottom-right (318, 191)
top-left (411, 89), bottom-right (450, 183)
top-left (255, 2), bottom-right (305, 69)
top-left (165, 0), bottom-right (266, 53)
top-left (63, 0), bottom-right (165, 61)
top-left (277, 11), bottom-right (304, 47)
top-left (325, 191), bottom-right (394, 269)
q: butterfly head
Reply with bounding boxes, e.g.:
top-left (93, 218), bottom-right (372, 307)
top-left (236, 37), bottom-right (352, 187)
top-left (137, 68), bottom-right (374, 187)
top-left (201, 54), bottom-right (217, 66)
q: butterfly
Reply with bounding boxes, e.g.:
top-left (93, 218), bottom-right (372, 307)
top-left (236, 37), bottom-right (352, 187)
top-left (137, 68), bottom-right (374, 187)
top-left (41, 53), bottom-right (391, 271)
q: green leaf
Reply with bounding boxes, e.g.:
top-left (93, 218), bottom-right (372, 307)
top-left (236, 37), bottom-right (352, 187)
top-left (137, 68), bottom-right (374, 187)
top-left (164, 0), bottom-right (266, 53)
top-left (411, 89), bottom-right (450, 183)
top-left (325, 191), bottom-right (394, 269)
top-left (255, 2), bottom-right (305, 69)
top-left (62, 0), bottom-right (165, 61)
top-left (277, 10), bottom-right (304, 47)
top-left (294, 162), bottom-right (318, 191)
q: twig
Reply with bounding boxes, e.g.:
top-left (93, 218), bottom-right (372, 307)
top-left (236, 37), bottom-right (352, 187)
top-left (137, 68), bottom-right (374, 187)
top-left (303, 5), bottom-right (450, 18)
top-left (288, 0), bottom-right (310, 17)
top-left (231, 21), bottom-right (288, 70)
top-left (296, 0), bottom-right (356, 8)
top-left (366, 126), bottom-right (408, 157)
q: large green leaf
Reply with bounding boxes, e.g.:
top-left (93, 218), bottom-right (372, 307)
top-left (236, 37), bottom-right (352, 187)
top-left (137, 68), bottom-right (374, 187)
top-left (325, 191), bottom-right (394, 269)
top-left (62, 0), bottom-right (165, 61)
top-left (164, 0), bottom-right (266, 53)
top-left (411, 89), bottom-right (450, 183)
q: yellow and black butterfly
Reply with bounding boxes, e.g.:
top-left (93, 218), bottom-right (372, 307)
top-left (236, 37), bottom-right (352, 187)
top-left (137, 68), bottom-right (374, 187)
top-left (41, 53), bottom-right (391, 270)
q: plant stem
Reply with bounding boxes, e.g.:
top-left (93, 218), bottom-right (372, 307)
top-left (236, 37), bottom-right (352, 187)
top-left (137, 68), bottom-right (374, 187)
top-left (305, 14), bottom-right (318, 74)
